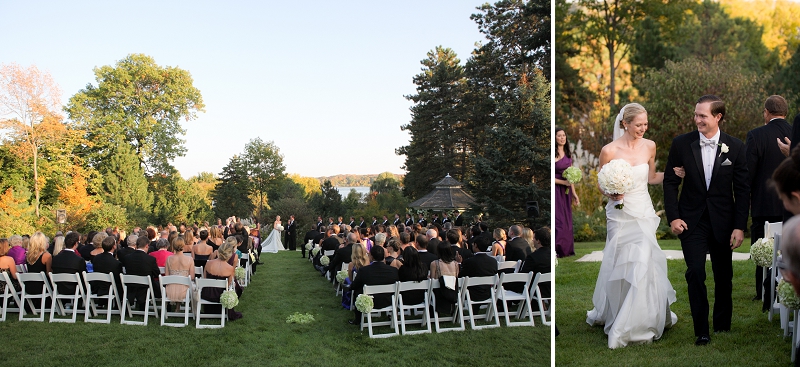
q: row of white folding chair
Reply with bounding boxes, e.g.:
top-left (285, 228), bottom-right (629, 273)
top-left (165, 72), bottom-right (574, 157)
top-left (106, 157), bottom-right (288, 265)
top-left (763, 221), bottom-right (783, 304)
top-left (336, 262), bottom-right (349, 296)
top-left (0, 271), bottom-right (23, 321)
top-left (498, 260), bottom-right (522, 273)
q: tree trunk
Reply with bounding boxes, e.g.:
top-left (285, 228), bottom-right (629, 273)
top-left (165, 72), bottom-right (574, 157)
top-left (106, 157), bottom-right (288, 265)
top-left (33, 144), bottom-right (40, 218)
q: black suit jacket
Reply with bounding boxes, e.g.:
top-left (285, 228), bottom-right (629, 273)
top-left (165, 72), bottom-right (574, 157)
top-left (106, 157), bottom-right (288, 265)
top-left (359, 221), bottom-right (366, 228)
top-left (285, 221), bottom-right (297, 244)
top-left (417, 250), bottom-right (438, 269)
top-left (747, 119), bottom-right (792, 218)
top-left (317, 221), bottom-right (324, 232)
top-left (91, 252), bottom-right (123, 296)
top-left (789, 113), bottom-right (800, 152)
top-left (664, 131), bottom-right (750, 244)
top-left (330, 243), bottom-right (353, 281)
top-left (454, 215), bottom-right (463, 226)
top-left (51, 249), bottom-right (87, 294)
top-left (418, 219), bottom-right (428, 227)
top-left (117, 246), bottom-right (135, 263)
top-left (393, 218), bottom-right (400, 226)
top-left (351, 262), bottom-right (399, 311)
top-left (404, 218), bottom-right (413, 227)
top-left (122, 250), bottom-right (160, 302)
top-left (349, 221), bottom-right (356, 228)
top-left (459, 253), bottom-right (498, 301)
top-left (304, 230), bottom-right (320, 245)
top-left (505, 237), bottom-right (531, 263)
top-left (516, 247), bottom-right (551, 296)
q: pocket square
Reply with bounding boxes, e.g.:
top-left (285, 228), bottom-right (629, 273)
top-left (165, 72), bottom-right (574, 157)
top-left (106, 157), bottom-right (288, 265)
top-left (721, 158), bottom-right (732, 166)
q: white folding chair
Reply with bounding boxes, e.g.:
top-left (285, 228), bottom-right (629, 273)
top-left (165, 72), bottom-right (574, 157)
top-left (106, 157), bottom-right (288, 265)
top-left (49, 272), bottom-right (86, 323)
top-left (763, 221), bottom-right (783, 303)
top-left (17, 271), bottom-right (53, 322)
top-left (83, 271), bottom-right (121, 323)
top-left (159, 275), bottom-right (194, 327)
top-left (194, 266), bottom-right (204, 279)
top-left (240, 254), bottom-right (252, 287)
top-left (360, 282), bottom-right (399, 338)
top-left (195, 278), bottom-right (228, 329)
top-left (498, 261), bottom-right (518, 273)
top-left (770, 234), bottom-right (790, 331)
top-left (336, 263), bottom-right (349, 296)
top-left (496, 272), bottom-right (535, 327)
top-left (15, 264), bottom-right (27, 274)
top-left (460, 275), bottom-right (500, 330)
top-left (430, 278), bottom-right (465, 333)
top-left (158, 266), bottom-right (166, 275)
top-left (0, 271), bottom-right (23, 321)
top-left (120, 274), bottom-right (159, 325)
top-left (530, 272), bottom-right (553, 326)
top-left (396, 279), bottom-right (431, 335)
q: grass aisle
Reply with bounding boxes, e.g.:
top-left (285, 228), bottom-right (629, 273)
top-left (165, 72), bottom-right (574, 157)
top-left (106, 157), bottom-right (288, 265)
top-left (556, 241), bottom-right (793, 366)
top-left (0, 251), bottom-right (550, 367)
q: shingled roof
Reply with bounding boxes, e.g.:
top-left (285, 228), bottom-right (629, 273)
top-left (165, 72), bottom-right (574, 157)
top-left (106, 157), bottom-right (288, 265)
top-left (407, 174), bottom-right (476, 211)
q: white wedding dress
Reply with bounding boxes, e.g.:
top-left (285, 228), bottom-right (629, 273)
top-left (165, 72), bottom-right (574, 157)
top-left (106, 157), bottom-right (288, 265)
top-left (586, 163), bottom-right (678, 349)
top-left (260, 224), bottom-right (285, 253)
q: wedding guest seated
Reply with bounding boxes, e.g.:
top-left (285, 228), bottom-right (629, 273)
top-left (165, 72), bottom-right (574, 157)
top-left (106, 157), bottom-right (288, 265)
top-left (117, 234), bottom-right (137, 262)
top-left (415, 234), bottom-right (438, 269)
top-left (330, 233), bottom-right (357, 283)
top-left (505, 225), bottom-right (532, 263)
top-left (208, 226), bottom-right (223, 251)
top-left (384, 239), bottom-right (401, 268)
top-left (0, 238), bottom-right (20, 292)
top-left (202, 238), bottom-right (242, 320)
top-left (51, 231), bottom-right (86, 295)
top-left (459, 236), bottom-right (498, 309)
top-left (165, 236), bottom-right (195, 303)
top-left (92, 236), bottom-right (124, 302)
top-left (192, 230), bottom-right (214, 268)
top-left (7, 235), bottom-right (26, 265)
top-left (183, 229), bottom-right (195, 255)
top-left (373, 232), bottom-right (387, 252)
top-left (446, 229), bottom-right (473, 262)
top-left (517, 227), bottom-right (552, 298)
top-left (303, 224), bottom-right (319, 259)
top-left (398, 232), bottom-right (411, 251)
top-left (26, 232), bottom-right (53, 275)
top-left (430, 240), bottom-right (460, 315)
top-left (777, 216), bottom-right (800, 360)
top-left (522, 227), bottom-right (536, 252)
top-left (349, 245), bottom-right (398, 325)
top-left (125, 236), bottom-right (161, 308)
top-left (491, 228), bottom-right (507, 257)
top-left (397, 246), bottom-right (427, 305)
top-left (341, 242), bottom-right (369, 309)
top-left (88, 232), bottom-right (108, 261)
top-left (51, 234), bottom-right (65, 256)
top-left (149, 239), bottom-right (171, 268)
top-left (359, 227), bottom-right (373, 252)
top-left (144, 227), bottom-right (157, 253)
top-left (426, 228), bottom-right (441, 257)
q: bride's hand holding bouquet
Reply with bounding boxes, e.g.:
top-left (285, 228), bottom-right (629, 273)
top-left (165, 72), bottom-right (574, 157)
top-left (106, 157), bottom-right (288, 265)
top-left (598, 159), bottom-right (634, 210)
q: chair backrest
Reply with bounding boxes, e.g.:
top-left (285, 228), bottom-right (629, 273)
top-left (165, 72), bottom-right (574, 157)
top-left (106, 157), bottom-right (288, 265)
top-left (83, 271), bottom-right (114, 293)
top-left (531, 272), bottom-right (552, 299)
top-left (398, 279), bottom-right (430, 292)
top-left (494, 255), bottom-right (505, 263)
top-left (774, 234), bottom-right (782, 266)
top-left (499, 272), bottom-right (533, 291)
top-left (18, 271), bottom-right (49, 285)
top-left (196, 277), bottom-right (227, 292)
top-left (49, 272), bottom-right (82, 285)
top-left (121, 274), bottom-right (152, 287)
top-left (765, 222), bottom-right (783, 240)
top-left (15, 264), bottom-right (27, 273)
top-left (464, 275), bottom-right (497, 287)
top-left (498, 261), bottom-right (517, 271)
top-left (194, 266), bottom-right (203, 278)
top-left (159, 275), bottom-right (193, 288)
top-left (324, 250), bottom-right (335, 257)
top-left (158, 266), bottom-right (166, 275)
top-left (341, 262), bottom-right (350, 272)
top-left (363, 282), bottom-right (397, 296)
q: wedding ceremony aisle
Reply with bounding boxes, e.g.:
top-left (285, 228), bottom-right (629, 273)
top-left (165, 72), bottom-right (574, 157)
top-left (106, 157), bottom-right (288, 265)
top-left (556, 239), bottom-right (793, 365)
top-left (0, 251), bottom-right (550, 366)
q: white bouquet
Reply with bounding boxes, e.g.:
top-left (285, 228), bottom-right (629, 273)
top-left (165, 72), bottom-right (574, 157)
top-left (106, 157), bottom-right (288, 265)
top-left (276, 225), bottom-right (284, 231)
top-left (305, 241), bottom-right (313, 251)
top-left (597, 159), bottom-right (634, 209)
top-left (220, 289), bottom-right (239, 309)
top-left (778, 279), bottom-right (800, 309)
top-left (749, 238), bottom-right (774, 267)
top-left (320, 255), bottom-right (330, 266)
top-left (336, 269), bottom-right (348, 283)
top-left (234, 266), bottom-right (246, 281)
top-left (312, 246), bottom-right (321, 256)
top-left (286, 312), bottom-right (315, 324)
top-left (355, 294), bottom-right (374, 313)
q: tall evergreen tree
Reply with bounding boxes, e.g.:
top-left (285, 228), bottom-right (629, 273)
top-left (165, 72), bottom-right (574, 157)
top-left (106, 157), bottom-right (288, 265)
top-left (100, 141), bottom-right (153, 216)
top-left (212, 155), bottom-right (253, 220)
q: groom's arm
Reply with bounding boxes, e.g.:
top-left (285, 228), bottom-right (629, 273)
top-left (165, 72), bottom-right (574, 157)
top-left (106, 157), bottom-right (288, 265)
top-left (663, 137), bottom-right (682, 224)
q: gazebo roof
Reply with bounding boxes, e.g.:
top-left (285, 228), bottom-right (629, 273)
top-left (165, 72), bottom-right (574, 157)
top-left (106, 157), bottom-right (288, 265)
top-left (407, 174), bottom-right (476, 211)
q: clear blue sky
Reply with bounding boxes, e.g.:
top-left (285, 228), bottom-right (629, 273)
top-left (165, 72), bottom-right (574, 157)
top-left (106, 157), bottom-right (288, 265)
top-left (1, 0), bottom-right (488, 178)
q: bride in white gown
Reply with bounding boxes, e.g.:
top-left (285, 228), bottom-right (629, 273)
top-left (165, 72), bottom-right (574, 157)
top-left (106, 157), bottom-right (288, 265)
top-left (260, 216), bottom-right (285, 253)
top-left (586, 103), bottom-right (679, 349)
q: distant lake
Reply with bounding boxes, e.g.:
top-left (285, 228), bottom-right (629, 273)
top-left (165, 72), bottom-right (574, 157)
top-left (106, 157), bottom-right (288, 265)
top-left (336, 186), bottom-right (370, 198)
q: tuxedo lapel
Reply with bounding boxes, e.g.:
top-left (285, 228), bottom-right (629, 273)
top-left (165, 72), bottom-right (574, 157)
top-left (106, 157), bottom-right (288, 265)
top-left (690, 138), bottom-right (706, 191)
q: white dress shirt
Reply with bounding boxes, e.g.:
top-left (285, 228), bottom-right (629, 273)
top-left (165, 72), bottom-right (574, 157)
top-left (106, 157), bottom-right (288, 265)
top-left (699, 130), bottom-right (720, 189)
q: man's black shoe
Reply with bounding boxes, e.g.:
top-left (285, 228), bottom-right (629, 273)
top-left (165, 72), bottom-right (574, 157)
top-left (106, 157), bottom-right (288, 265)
top-left (695, 335), bottom-right (710, 346)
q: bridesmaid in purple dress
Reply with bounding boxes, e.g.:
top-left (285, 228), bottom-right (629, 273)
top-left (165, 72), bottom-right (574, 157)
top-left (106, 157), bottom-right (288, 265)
top-left (555, 127), bottom-right (578, 257)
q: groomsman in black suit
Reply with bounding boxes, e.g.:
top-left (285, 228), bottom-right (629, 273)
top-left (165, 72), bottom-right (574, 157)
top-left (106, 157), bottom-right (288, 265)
top-left (328, 217), bottom-right (335, 227)
top-left (746, 95), bottom-right (792, 304)
top-left (285, 215), bottom-right (297, 251)
top-left (303, 224), bottom-right (319, 259)
top-left (337, 216), bottom-right (343, 226)
top-left (664, 95), bottom-right (749, 346)
top-left (441, 212), bottom-right (451, 225)
top-left (393, 214), bottom-right (401, 226)
top-left (432, 213), bottom-right (441, 225)
top-left (348, 217), bottom-right (356, 228)
top-left (51, 232), bottom-right (86, 295)
top-left (371, 216), bottom-right (378, 227)
top-left (359, 216), bottom-right (366, 228)
top-left (382, 215), bottom-right (389, 226)
top-left (454, 211), bottom-right (463, 227)
top-left (349, 246), bottom-right (399, 325)
top-left (404, 213), bottom-right (413, 227)
top-left (417, 213), bottom-right (428, 227)
top-left (316, 216), bottom-right (324, 232)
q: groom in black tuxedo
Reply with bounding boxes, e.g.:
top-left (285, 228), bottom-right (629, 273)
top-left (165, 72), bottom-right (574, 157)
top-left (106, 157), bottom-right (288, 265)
top-left (285, 215), bottom-right (297, 251)
top-left (664, 95), bottom-right (750, 346)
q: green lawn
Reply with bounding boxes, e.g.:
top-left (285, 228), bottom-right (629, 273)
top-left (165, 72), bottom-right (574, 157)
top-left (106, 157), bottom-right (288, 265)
top-left (556, 240), bottom-right (793, 366)
top-left (0, 251), bottom-right (551, 367)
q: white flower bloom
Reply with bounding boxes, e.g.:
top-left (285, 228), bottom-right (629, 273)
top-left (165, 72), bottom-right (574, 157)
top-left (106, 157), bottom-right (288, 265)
top-left (720, 143), bottom-right (729, 154)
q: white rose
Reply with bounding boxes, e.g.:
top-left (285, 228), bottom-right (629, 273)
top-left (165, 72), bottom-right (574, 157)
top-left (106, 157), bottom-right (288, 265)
top-left (720, 143), bottom-right (729, 154)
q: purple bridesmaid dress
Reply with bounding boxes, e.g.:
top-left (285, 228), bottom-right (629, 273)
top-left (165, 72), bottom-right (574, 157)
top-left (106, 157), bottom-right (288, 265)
top-left (555, 156), bottom-right (575, 257)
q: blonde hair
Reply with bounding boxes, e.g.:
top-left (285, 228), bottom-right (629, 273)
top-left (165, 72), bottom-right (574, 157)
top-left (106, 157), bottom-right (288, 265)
top-left (53, 236), bottom-right (65, 256)
top-left (351, 243), bottom-right (368, 270)
top-left (493, 228), bottom-right (507, 241)
top-left (170, 236), bottom-right (186, 253)
top-left (618, 103), bottom-right (647, 128)
top-left (521, 227), bottom-right (535, 251)
top-left (184, 229), bottom-right (195, 245)
top-left (26, 232), bottom-right (49, 264)
top-left (218, 237), bottom-right (237, 261)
